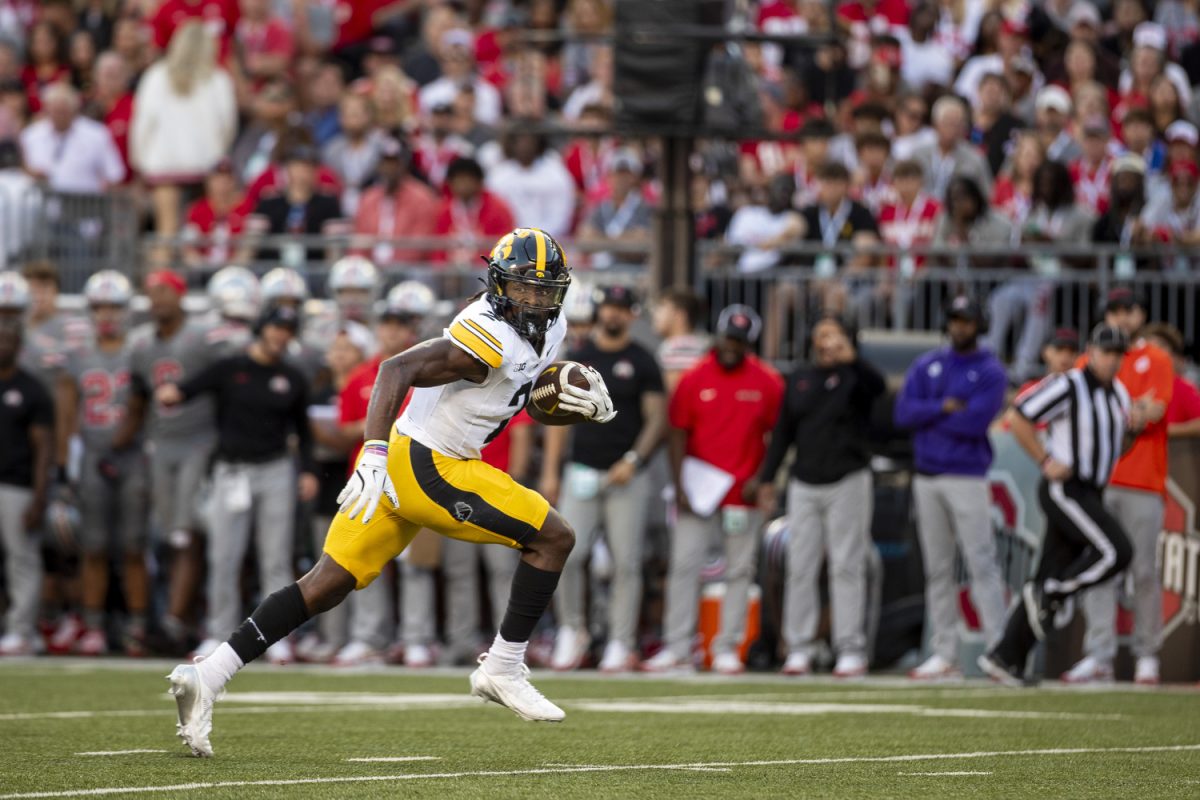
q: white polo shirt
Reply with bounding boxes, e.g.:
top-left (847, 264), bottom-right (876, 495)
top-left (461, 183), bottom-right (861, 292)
top-left (20, 116), bottom-right (125, 194)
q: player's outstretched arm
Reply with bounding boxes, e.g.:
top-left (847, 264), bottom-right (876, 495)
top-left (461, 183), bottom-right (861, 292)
top-left (339, 339), bottom-right (488, 523)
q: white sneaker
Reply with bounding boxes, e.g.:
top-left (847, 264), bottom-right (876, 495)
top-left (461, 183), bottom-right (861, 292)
top-left (1061, 655), bottom-right (1114, 684)
top-left (0, 633), bottom-right (33, 656)
top-left (47, 615), bottom-right (84, 654)
top-left (549, 626), bottom-right (591, 671)
top-left (1134, 656), bottom-right (1160, 686)
top-left (597, 640), bottom-right (635, 673)
top-left (833, 652), bottom-right (868, 678)
top-left (641, 648), bottom-right (693, 673)
top-left (908, 654), bottom-right (962, 680)
top-left (781, 651), bottom-right (811, 676)
top-left (404, 643), bottom-right (434, 668)
top-left (711, 651), bottom-right (744, 675)
top-left (167, 658), bottom-right (222, 757)
top-left (265, 639), bottom-right (293, 666)
top-left (75, 629), bottom-right (108, 656)
top-left (191, 638), bottom-right (221, 660)
top-left (333, 640), bottom-right (384, 667)
top-left (469, 654), bottom-right (565, 722)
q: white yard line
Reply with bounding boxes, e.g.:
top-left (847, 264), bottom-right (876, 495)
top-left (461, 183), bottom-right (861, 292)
top-left (1, 744), bottom-right (1196, 799)
top-left (898, 771), bottom-right (992, 776)
top-left (74, 751), bottom-right (167, 757)
top-left (571, 699), bottom-right (1122, 721)
top-left (345, 757), bottom-right (441, 763)
top-left (543, 763), bottom-right (732, 773)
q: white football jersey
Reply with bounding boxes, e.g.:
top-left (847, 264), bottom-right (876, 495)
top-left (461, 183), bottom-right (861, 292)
top-left (397, 298), bottom-right (565, 460)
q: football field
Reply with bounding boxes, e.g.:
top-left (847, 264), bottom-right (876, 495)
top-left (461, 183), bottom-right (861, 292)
top-left (0, 660), bottom-right (1197, 799)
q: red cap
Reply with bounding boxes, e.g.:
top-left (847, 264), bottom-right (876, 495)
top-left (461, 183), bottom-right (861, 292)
top-left (872, 46), bottom-right (902, 69)
top-left (145, 269), bottom-right (187, 296)
top-left (1001, 19), bottom-right (1029, 38)
top-left (1170, 160), bottom-right (1200, 182)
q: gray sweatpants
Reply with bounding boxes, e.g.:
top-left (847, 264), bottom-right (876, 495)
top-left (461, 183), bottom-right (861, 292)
top-left (1082, 486), bottom-right (1164, 662)
top-left (784, 470), bottom-right (873, 658)
top-left (442, 535), bottom-right (518, 657)
top-left (401, 562), bottom-right (435, 647)
top-left (985, 278), bottom-right (1053, 381)
top-left (554, 465), bottom-right (653, 648)
top-left (0, 485), bottom-right (40, 639)
top-left (205, 457), bottom-right (296, 640)
top-left (310, 515), bottom-right (393, 652)
top-left (150, 435), bottom-right (216, 541)
top-left (912, 474), bottom-right (1006, 662)
top-left (78, 450), bottom-right (149, 554)
top-left (662, 508), bottom-right (763, 659)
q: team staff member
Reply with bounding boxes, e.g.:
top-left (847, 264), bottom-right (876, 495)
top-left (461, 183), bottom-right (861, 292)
top-left (55, 272), bottom-right (150, 656)
top-left (653, 287), bottom-right (709, 395)
top-left (157, 305), bottom-right (318, 664)
top-left (1067, 289), bottom-right (1173, 686)
top-left (753, 315), bottom-right (885, 678)
top-left (1140, 324), bottom-right (1200, 438)
top-left (980, 325), bottom-right (1141, 686)
top-left (542, 284), bottom-right (666, 673)
top-left (0, 321), bottom-right (53, 656)
top-left (646, 305), bottom-right (783, 674)
top-left (894, 296), bottom-right (1008, 680)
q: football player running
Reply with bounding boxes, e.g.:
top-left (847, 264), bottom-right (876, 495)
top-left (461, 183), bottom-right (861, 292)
top-left (168, 228), bottom-right (616, 757)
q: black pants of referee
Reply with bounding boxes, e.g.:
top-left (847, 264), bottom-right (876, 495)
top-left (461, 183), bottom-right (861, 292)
top-left (993, 478), bottom-right (1134, 665)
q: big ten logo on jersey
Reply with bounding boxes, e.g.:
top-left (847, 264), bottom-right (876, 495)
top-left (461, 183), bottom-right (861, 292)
top-left (152, 359), bottom-right (184, 417)
top-left (81, 368), bottom-right (128, 428)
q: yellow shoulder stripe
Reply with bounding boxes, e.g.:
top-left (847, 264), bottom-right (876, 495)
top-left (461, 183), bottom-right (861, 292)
top-left (534, 229), bottom-right (547, 272)
top-left (450, 322), bottom-right (503, 369)
top-left (462, 318), bottom-right (504, 351)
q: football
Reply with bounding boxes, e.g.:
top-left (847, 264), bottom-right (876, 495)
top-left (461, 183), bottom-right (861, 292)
top-left (529, 360), bottom-right (592, 422)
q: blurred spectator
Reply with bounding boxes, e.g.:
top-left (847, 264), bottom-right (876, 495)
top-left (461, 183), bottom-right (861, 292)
top-left (70, 29), bottom-right (99, 95)
top-left (232, 0), bottom-right (293, 87)
top-left (1119, 108), bottom-right (1166, 176)
top-left (303, 61), bottom-right (344, 147)
top-left (956, 18), bottom-right (1028, 107)
top-left (82, 51), bottom-right (133, 179)
top-left (0, 39), bottom-right (17, 85)
top-left (434, 156), bottom-right (516, 264)
top-left (1054, 39), bottom-right (1118, 113)
top-left (131, 21), bottom-right (236, 237)
top-left (1119, 23), bottom-right (1192, 120)
top-left (486, 129), bottom-right (575, 239)
top-left (577, 148), bottom-right (652, 268)
top-left (0, 140), bottom-right (39, 269)
top-left (402, 3), bottom-right (462, 86)
top-left (725, 173), bottom-right (802, 273)
top-left (852, 132), bottom-right (895, 217)
top-left (791, 117), bottom-right (835, 207)
top-left (155, 305), bottom-right (315, 664)
top-left (891, 92), bottom-right (935, 161)
top-left (111, 15), bottom-right (151, 76)
top-left (1070, 116), bottom-right (1116, 216)
top-left (798, 161), bottom-right (879, 272)
top-left (1035, 86), bottom-right (1081, 164)
top-left (653, 287), bottom-right (708, 395)
top-left (1005, 54), bottom-right (1040, 123)
top-left (913, 95), bottom-right (992, 201)
top-left (150, 0), bottom-right (236, 56)
top-left (1053, 5), bottom-right (1121, 87)
top-left (182, 158), bottom-right (250, 269)
top-left (991, 161), bottom-right (1094, 381)
top-left (252, 145), bottom-right (343, 266)
top-left (971, 72), bottom-right (1022, 176)
top-left (561, 0), bottom-right (612, 92)
top-left (647, 305), bottom-right (783, 674)
top-left (20, 82), bottom-right (124, 192)
top-left (896, 2), bottom-right (954, 92)
top-left (895, 296), bottom-right (1007, 680)
top-left (829, 103), bottom-right (888, 174)
top-left (1104, 0), bottom-right (1150, 59)
top-left (419, 28), bottom-right (501, 126)
top-left (562, 44), bottom-right (612, 121)
top-left (1144, 159), bottom-right (1200, 262)
top-left (935, 0), bottom-right (987, 64)
top-left (353, 137), bottom-right (438, 266)
top-left (692, 172), bottom-right (732, 242)
top-left (230, 79), bottom-right (295, 186)
top-left (543, 285), bottom-right (666, 674)
top-left (1093, 154), bottom-right (1155, 273)
top-left (77, 0), bottom-right (116, 53)
top-left (321, 94), bottom-right (386, 217)
top-left (451, 83), bottom-right (499, 156)
top-left (368, 64), bottom-right (417, 135)
top-left (411, 88), bottom-right (473, 189)
top-left (877, 159), bottom-right (940, 277)
top-left (0, 321), bottom-right (52, 657)
top-left (756, 314), bottom-right (884, 677)
top-left (992, 131), bottom-right (1045, 227)
top-left (20, 20), bottom-right (70, 114)
top-left (931, 175), bottom-right (1014, 267)
top-left (1141, 322), bottom-right (1200, 437)
top-left (244, 127), bottom-right (342, 209)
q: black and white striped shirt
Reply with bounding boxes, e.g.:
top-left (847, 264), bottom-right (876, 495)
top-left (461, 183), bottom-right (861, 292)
top-left (1017, 367), bottom-right (1131, 488)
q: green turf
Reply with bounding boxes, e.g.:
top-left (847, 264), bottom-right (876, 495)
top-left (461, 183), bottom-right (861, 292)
top-left (0, 660), bottom-right (1197, 799)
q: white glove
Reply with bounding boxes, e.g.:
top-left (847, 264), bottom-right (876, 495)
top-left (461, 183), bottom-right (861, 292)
top-left (337, 442), bottom-right (398, 523)
top-left (558, 365), bottom-right (618, 423)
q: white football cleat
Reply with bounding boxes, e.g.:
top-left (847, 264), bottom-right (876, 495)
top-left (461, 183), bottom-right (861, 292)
top-left (265, 639), bottom-right (293, 666)
top-left (0, 632), bottom-right (35, 656)
top-left (549, 626), bottom-right (590, 671)
top-left (333, 640), bottom-right (385, 667)
top-left (469, 654), bottom-right (565, 722)
top-left (1061, 655), bottom-right (1114, 684)
top-left (641, 648), bottom-right (694, 674)
top-left (781, 651), bottom-right (811, 676)
top-left (711, 651), bottom-right (744, 675)
top-left (75, 629), bottom-right (108, 656)
top-left (1134, 656), bottom-right (1160, 686)
top-left (833, 652), bottom-right (868, 678)
top-left (597, 640), bottom-right (635, 674)
top-left (907, 654), bottom-right (962, 681)
top-left (167, 659), bottom-right (221, 758)
top-left (404, 643), bottom-right (434, 668)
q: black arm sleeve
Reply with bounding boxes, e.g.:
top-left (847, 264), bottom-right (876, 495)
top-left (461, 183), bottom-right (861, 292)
top-left (292, 369), bottom-right (316, 474)
top-left (759, 372), bottom-right (799, 481)
top-left (177, 357), bottom-right (228, 402)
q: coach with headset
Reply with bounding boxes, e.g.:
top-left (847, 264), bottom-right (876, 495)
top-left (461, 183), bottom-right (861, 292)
top-left (894, 296), bottom-right (1008, 680)
top-left (156, 304), bottom-right (317, 660)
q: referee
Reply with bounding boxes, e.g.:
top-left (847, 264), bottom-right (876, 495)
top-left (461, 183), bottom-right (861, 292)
top-left (979, 324), bottom-right (1145, 686)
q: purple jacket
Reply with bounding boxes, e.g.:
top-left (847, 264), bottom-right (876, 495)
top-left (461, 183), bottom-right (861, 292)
top-left (893, 346), bottom-right (1007, 477)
